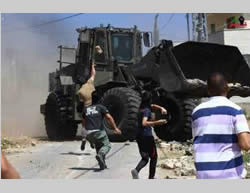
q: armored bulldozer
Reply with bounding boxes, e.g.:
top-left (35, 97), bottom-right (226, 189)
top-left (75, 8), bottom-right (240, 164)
top-left (40, 25), bottom-right (250, 142)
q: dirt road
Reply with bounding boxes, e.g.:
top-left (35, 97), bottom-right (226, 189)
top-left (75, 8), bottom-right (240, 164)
top-left (6, 140), bottom-right (155, 179)
top-left (5, 138), bottom-right (250, 179)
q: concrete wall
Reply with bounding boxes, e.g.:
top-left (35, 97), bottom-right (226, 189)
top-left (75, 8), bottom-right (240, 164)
top-left (208, 31), bottom-right (224, 44)
top-left (208, 28), bottom-right (250, 55)
top-left (243, 13), bottom-right (250, 20)
top-left (224, 29), bottom-right (250, 55)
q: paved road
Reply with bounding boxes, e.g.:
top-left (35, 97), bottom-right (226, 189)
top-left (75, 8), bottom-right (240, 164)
top-left (6, 141), bottom-right (150, 179)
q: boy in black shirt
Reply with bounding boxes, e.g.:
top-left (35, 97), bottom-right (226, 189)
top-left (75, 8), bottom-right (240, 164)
top-left (82, 91), bottom-right (121, 170)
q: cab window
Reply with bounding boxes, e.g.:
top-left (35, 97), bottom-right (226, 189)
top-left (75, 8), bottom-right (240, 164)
top-left (94, 31), bottom-right (106, 63)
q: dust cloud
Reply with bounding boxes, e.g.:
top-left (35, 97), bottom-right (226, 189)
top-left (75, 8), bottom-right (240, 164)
top-left (1, 14), bottom-right (77, 137)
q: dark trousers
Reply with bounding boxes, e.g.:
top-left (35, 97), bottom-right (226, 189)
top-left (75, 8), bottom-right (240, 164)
top-left (135, 136), bottom-right (158, 179)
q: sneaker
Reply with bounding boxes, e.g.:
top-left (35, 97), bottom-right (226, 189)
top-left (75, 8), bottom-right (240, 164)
top-left (96, 154), bottom-right (105, 170)
top-left (131, 169), bottom-right (139, 179)
top-left (80, 140), bottom-right (86, 151)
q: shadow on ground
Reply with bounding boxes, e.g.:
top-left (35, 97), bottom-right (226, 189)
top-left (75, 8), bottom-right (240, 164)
top-left (69, 167), bottom-right (101, 172)
top-left (60, 152), bottom-right (91, 156)
top-left (34, 136), bottom-right (83, 142)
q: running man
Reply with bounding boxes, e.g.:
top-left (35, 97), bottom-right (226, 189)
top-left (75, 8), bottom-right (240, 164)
top-left (131, 91), bottom-right (167, 179)
top-left (82, 91), bottom-right (121, 170)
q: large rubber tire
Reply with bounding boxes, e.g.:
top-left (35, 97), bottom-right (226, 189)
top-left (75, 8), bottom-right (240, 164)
top-left (44, 92), bottom-right (77, 140)
top-left (182, 99), bottom-right (199, 140)
top-left (100, 87), bottom-right (141, 142)
top-left (154, 94), bottom-right (199, 142)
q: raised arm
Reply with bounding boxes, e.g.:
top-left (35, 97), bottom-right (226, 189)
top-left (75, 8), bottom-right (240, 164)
top-left (151, 104), bottom-right (167, 114)
top-left (89, 63), bottom-right (96, 82)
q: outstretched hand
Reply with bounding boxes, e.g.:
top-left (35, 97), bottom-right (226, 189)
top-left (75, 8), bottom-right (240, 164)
top-left (114, 128), bottom-right (122, 135)
top-left (158, 119), bottom-right (168, 125)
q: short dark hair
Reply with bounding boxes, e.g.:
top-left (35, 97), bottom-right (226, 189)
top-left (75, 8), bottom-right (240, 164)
top-left (91, 91), bottom-right (99, 104)
top-left (207, 72), bottom-right (228, 96)
top-left (140, 91), bottom-right (152, 108)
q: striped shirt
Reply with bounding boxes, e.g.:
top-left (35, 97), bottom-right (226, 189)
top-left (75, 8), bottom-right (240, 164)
top-left (192, 96), bottom-right (250, 179)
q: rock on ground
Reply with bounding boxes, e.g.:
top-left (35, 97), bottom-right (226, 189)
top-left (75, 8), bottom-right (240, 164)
top-left (157, 140), bottom-right (196, 179)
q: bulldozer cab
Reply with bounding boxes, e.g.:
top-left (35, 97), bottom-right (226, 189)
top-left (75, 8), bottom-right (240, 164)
top-left (75, 25), bottom-right (152, 85)
top-left (111, 33), bottom-right (134, 63)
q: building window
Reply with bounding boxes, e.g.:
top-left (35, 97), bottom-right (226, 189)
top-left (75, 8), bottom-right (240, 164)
top-left (211, 24), bottom-right (216, 33)
top-left (94, 31), bottom-right (106, 63)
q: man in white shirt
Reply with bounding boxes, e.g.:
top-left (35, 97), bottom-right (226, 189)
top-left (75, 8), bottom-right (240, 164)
top-left (192, 72), bottom-right (250, 179)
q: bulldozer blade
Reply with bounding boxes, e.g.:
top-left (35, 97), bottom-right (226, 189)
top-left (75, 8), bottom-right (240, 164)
top-left (172, 41), bottom-right (250, 87)
top-left (158, 41), bottom-right (187, 92)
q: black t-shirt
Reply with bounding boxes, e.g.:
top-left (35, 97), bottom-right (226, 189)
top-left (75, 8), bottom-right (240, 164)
top-left (82, 104), bottom-right (109, 131)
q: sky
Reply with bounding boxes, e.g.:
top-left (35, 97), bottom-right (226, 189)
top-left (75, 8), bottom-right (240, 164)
top-left (2, 13), bottom-right (190, 45)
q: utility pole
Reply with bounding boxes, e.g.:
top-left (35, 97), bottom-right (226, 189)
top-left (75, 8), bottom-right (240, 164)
top-left (203, 13), bottom-right (208, 41)
top-left (192, 13), bottom-right (208, 42)
top-left (192, 13), bottom-right (196, 41)
top-left (153, 13), bottom-right (160, 46)
top-left (186, 13), bottom-right (190, 41)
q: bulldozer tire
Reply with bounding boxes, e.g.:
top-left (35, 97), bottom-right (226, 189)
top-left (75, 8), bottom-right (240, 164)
top-left (44, 92), bottom-right (77, 140)
top-left (100, 87), bottom-right (141, 142)
top-left (154, 95), bottom-right (198, 142)
top-left (181, 99), bottom-right (199, 140)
